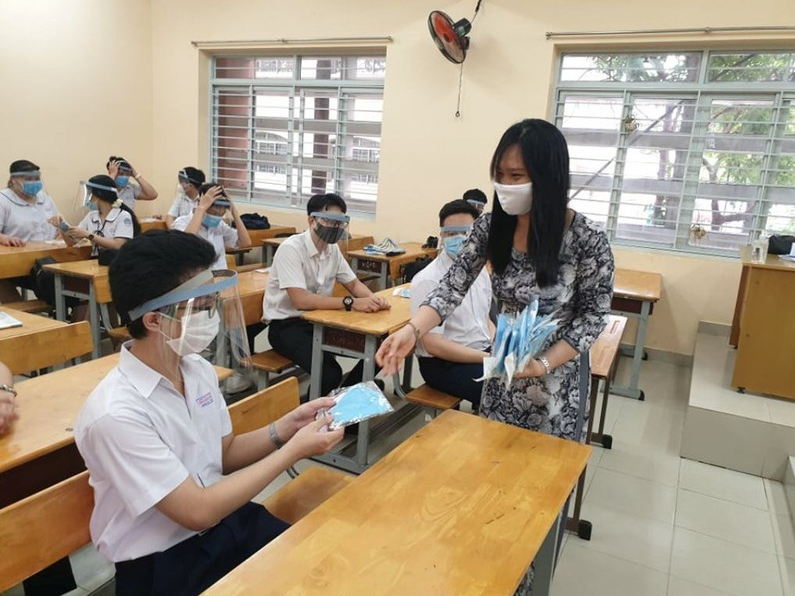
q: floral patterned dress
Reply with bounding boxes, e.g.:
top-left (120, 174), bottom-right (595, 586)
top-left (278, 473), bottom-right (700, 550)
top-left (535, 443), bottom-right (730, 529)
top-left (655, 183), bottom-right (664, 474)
top-left (424, 211), bottom-right (615, 440)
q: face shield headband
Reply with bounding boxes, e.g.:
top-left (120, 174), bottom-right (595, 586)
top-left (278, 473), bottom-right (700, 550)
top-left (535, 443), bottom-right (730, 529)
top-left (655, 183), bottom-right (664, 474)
top-left (178, 170), bottom-right (203, 187)
top-left (81, 180), bottom-right (119, 206)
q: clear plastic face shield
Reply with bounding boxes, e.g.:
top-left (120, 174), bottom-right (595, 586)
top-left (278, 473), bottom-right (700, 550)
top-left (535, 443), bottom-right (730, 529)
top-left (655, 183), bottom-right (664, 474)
top-left (202, 198), bottom-right (230, 229)
top-left (74, 180), bottom-right (119, 216)
top-left (127, 268), bottom-right (254, 386)
top-left (310, 211), bottom-right (351, 246)
top-left (177, 170), bottom-right (202, 198)
top-left (439, 224), bottom-right (471, 259)
top-left (9, 170), bottom-right (43, 197)
top-left (466, 198), bottom-right (485, 214)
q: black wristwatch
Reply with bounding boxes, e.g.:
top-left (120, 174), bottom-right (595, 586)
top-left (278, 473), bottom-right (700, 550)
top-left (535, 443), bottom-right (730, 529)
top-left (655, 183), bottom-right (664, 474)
top-left (343, 296), bottom-right (354, 312)
top-left (87, 233), bottom-right (95, 243)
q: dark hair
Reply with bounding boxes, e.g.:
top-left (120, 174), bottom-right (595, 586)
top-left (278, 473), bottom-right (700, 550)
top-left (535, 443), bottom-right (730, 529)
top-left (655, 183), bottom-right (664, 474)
top-left (9, 160), bottom-right (40, 174)
top-left (463, 188), bottom-right (487, 205)
top-left (87, 175), bottom-right (142, 237)
top-left (198, 182), bottom-right (230, 208)
top-left (106, 156), bottom-right (132, 172)
top-left (306, 193), bottom-right (347, 215)
top-left (487, 119), bottom-right (570, 287)
top-left (438, 199), bottom-right (479, 227)
top-left (180, 167), bottom-right (205, 188)
top-left (109, 230), bottom-right (217, 338)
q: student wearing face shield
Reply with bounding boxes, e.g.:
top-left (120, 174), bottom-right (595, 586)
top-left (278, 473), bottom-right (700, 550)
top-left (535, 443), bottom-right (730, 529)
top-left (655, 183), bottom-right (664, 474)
top-left (463, 188), bottom-right (488, 214)
top-left (106, 156), bottom-right (158, 211)
top-left (263, 193), bottom-right (390, 397)
top-left (172, 183), bottom-right (251, 271)
top-left (74, 230), bottom-right (343, 596)
top-left (0, 160), bottom-right (66, 302)
top-left (166, 167), bottom-right (206, 228)
top-left (410, 200), bottom-right (493, 411)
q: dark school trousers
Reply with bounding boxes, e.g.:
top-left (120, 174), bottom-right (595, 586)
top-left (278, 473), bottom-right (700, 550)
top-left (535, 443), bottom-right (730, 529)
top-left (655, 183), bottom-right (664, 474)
top-left (418, 356), bottom-right (484, 411)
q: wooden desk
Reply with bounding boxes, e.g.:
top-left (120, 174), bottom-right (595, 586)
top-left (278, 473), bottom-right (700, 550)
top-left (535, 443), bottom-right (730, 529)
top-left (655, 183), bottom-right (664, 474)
top-left (225, 246), bottom-right (253, 266)
top-left (0, 308), bottom-right (66, 341)
top-left (206, 410), bottom-right (591, 596)
top-left (610, 268), bottom-right (662, 401)
top-left (245, 226), bottom-right (297, 262)
top-left (301, 285), bottom-right (416, 473)
top-left (731, 247), bottom-right (795, 399)
top-left (139, 218), bottom-right (167, 233)
top-left (0, 354), bottom-right (233, 506)
top-left (230, 270), bottom-right (268, 326)
top-left (347, 242), bottom-right (437, 290)
top-left (0, 241), bottom-right (91, 280)
top-left (44, 260), bottom-right (110, 359)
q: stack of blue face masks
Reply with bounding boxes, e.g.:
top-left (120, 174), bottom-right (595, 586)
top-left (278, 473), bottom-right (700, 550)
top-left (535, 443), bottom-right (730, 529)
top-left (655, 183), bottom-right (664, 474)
top-left (317, 381), bottom-right (394, 430)
top-left (480, 299), bottom-right (559, 386)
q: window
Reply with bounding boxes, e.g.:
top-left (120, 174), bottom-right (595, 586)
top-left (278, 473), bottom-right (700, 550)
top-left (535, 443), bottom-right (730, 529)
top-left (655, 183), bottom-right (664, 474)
top-left (211, 54), bottom-right (385, 216)
top-left (554, 51), bottom-right (795, 255)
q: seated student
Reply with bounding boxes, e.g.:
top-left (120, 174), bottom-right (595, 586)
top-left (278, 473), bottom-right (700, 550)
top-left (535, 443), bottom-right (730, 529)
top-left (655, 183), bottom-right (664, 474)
top-left (172, 183), bottom-right (251, 270)
top-left (62, 175), bottom-right (140, 257)
top-left (106, 156), bottom-right (158, 211)
top-left (0, 160), bottom-right (65, 303)
top-left (263, 193), bottom-right (390, 396)
top-left (410, 200), bottom-right (493, 411)
top-left (463, 188), bottom-right (488, 214)
top-left (166, 167), bottom-right (205, 228)
top-left (74, 230), bottom-right (344, 596)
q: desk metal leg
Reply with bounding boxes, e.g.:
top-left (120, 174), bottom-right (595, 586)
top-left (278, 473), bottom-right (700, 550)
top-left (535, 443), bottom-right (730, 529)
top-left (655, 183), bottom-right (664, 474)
top-left (611, 299), bottom-right (650, 401)
top-left (264, 245), bottom-right (274, 266)
top-left (533, 513), bottom-right (562, 596)
top-left (353, 335), bottom-right (378, 467)
top-left (54, 274), bottom-right (66, 322)
top-left (88, 285), bottom-right (101, 359)
top-left (309, 323), bottom-right (324, 402)
top-left (379, 263), bottom-right (388, 290)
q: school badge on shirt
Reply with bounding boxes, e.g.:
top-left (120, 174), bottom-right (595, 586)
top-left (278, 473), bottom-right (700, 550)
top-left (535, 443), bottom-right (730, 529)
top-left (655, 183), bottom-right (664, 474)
top-left (195, 392), bottom-right (214, 408)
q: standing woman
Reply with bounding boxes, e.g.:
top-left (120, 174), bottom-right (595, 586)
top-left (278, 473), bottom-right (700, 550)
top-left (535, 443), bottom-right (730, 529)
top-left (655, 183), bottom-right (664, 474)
top-left (378, 119), bottom-right (615, 441)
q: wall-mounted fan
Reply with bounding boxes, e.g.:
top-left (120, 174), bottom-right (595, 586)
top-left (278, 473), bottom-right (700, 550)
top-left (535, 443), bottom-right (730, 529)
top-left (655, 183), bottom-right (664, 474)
top-left (427, 11), bottom-right (472, 64)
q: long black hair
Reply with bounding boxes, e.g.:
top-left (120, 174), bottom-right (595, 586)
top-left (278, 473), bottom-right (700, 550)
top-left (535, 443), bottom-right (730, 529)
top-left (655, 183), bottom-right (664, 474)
top-left (486, 119), bottom-right (570, 287)
top-left (87, 174), bottom-right (142, 237)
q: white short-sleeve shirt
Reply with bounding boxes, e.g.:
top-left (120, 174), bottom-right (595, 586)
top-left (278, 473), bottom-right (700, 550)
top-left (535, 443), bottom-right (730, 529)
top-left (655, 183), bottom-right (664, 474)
top-left (74, 344), bottom-right (232, 562)
top-left (117, 183), bottom-right (142, 211)
top-left (263, 230), bottom-right (356, 322)
top-left (0, 188), bottom-right (59, 241)
top-left (172, 215), bottom-right (238, 271)
top-left (77, 208), bottom-right (135, 256)
top-left (410, 251), bottom-right (493, 358)
top-left (168, 193), bottom-right (198, 219)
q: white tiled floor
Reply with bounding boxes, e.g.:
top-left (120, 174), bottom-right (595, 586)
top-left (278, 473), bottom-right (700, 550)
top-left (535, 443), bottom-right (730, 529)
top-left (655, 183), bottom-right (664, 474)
top-left (5, 355), bottom-right (794, 596)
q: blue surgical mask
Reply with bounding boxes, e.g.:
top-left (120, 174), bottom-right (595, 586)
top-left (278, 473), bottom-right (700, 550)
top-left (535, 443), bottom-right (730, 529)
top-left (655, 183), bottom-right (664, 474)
top-left (202, 214), bottom-right (222, 228)
top-left (115, 175), bottom-right (129, 188)
top-left (87, 200), bottom-right (99, 212)
top-left (443, 235), bottom-right (465, 258)
top-left (22, 181), bottom-right (42, 196)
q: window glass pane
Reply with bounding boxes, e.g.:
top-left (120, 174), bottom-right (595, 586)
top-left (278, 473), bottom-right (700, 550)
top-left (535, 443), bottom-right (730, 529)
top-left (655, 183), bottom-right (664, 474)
top-left (214, 57), bottom-right (256, 79)
top-left (254, 58), bottom-right (295, 79)
top-left (560, 53), bottom-right (700, 83)
top-left (300, 57), bottom-right (343, 80)
top-left (708, 52), bottom-right (795, 83)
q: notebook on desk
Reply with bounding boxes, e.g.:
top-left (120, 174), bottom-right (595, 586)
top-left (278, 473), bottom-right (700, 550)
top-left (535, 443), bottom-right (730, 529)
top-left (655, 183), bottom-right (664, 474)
top-left (0, 312), bottom-right (23, 330)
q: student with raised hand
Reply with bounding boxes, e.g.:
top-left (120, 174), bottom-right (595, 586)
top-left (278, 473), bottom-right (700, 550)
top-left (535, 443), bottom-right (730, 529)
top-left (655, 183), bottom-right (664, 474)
top-left (62, 175), bottom-right (140, 256)
top-left (171, 183), bottom-right (251, 270)
top-left (410, 199), bottom-right (493, 411)
top-left (166, 167), bottom-right (206, 228)
top-left (263, 193), bottom-right (390, 396)
top-left (0, 160), bottom-right (65, 302)
top-left (74, 230), bottom-right (344, 596)
top-left (106, 156), bottom-right (158, 211)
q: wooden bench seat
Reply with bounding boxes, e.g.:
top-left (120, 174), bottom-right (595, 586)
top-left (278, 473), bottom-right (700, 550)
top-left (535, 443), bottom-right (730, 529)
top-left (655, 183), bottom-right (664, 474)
top-left (2, 299), bottom-right (52, 314)
top-left (404, 384), bottom-right (461, 415)
top-left (250, 349), bottom-right (297, 388)
top-left (107, 326), bottom-right (132, 342)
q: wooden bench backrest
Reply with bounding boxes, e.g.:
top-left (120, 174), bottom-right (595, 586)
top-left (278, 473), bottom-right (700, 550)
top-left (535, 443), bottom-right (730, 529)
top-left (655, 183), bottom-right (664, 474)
top-left (0, 321), bottom-right (93, 375)
top-left (228, 377), bottom-right (299, 435)
top-left (0, 471), bottom-right (93, 591)
top-left (590, 315), bottom-right (628, 379)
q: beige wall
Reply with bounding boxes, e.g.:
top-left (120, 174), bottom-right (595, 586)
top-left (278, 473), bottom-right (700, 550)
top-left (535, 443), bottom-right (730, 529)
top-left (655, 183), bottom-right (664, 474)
top-left (0, 0), bottom-right (153, 224)
top-left (7, 0), bottom-right (792, 355)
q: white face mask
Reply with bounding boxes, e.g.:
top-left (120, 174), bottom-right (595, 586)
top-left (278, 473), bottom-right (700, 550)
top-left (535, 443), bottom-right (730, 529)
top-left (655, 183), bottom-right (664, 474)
top-left (494, 181), bottom-right (533, 215)
top-left (163, 310), bottom-right (220, 356)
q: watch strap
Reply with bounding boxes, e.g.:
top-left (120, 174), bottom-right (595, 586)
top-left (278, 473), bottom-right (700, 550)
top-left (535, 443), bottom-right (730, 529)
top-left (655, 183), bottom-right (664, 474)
top-left (0, 383), bottom-right (17, 397)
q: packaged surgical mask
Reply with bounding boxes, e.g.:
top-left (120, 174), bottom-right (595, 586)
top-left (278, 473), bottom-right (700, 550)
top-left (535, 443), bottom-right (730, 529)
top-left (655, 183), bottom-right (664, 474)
top-left (494, 181), bottom-right (533, 215)
top-left (203, 214), bottom-right (222, 229)
top-left (22, 181), bottom-right (43, 196)
top-left (316, 381), bottom-right (394, 430)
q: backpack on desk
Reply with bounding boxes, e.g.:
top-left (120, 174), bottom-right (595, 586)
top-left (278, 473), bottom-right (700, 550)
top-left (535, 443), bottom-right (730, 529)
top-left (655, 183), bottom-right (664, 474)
top-left (768, 235), bottom-right (795, 255)
top-left (237, 213), bottom-right (270, 230)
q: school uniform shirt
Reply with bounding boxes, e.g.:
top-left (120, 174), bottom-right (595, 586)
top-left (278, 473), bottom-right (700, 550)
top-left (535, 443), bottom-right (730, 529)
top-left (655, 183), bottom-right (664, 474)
top-left (263, 229), bottom-right (356, 322)
top-left (117, 183), bottom-right (142, 211)
top-left (74, 343), bottom-right (232, 562)
top-left (77, 208), bottom-right (135, 257)
top-left (0, 188), bottom-right (59, 241)
top-left (410, 250), bottom-right (492, 358)
top-left (168, 192), bottom-right (199, 219)
top-left (172, 215), bottom-right (239, 271)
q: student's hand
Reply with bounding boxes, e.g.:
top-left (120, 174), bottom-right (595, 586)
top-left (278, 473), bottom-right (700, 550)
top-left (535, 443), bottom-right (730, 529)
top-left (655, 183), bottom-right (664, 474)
top-left (374, 296), bottom-right (391, 311)
top-left (352, 296), bottom-right (383, 313)
top-left (284, 416), bottom-right (344, 460)
top-left (375, 324), bottom-right (417, 375)
top-left (285, 397), bottom-right (337, 432)
top-left (0, 392), bottom-right (18, 435)
top-left (108, 160), bottom-right (120, 178)
top-left (513, 358), bottom-right (547, 379)
top-left (47, 215), bottom-right (63, 228)
top-left (67, 228), bottom-right (90, 240)
top-left (198, 186), bottom-right (224, 212)
top-left (0, 234), bottom-right (25, 247)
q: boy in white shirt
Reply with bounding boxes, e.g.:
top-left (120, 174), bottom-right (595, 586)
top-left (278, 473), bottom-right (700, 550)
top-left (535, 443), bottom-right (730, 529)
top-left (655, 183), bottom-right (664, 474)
top-left (75, 230), bottom-right (343, 596)
top-left (166, 167), bottom-right (205, 228)
top-left (410, 200), bottom-right (493, 410)
top-left (106, 156), bottom-right (158, 211)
